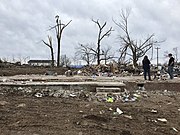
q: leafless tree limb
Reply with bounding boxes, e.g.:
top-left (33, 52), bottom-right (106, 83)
top-left (49, 15), bottom-right (72, 66)
top-left (114, 9), bottom-right (161, 67)
top-left (42, 35), bottom-right (55, 66)
top-left (92, 19), bottom-right (114, 65)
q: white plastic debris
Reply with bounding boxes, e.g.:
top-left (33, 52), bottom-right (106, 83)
top-left (172, 127), bottom-right (178, 132)
top-left (35, 93), bottom-right (43, 98)
top-left (133, 94), bottom-right (141, 98)
top-left (152, 119), bottom-right (157, 123)
top-left (151, 109), bottom-right (158, 113)
top-left (164, 90), bottom-right (168, 93)
top-left (77, 70), bottom-right (82, 75)
top-left (18, 87), bottom-right (23, 90)
top-left (2, 79), bottom-right (7, 82)
top-left (116, 107), bottom-right (123, 115)
top-left (157, 118), bottom-right (167, 122)
top-left (69, 93), bottom-right (77, 97)
top-left (17, 103), bottom-right (26, 108)
top-left (123, 115), bottom-right (133, 119)
top-left (99, 110), bottom-right (105, 114)
top-left (21, 81), bottom-right (26, 84)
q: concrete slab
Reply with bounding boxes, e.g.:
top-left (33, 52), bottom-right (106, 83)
top-left (0, 81), bottom-right (125, 87)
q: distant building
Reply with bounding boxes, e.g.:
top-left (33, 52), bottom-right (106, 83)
top-left (28, 60), bottom-right (55, 66)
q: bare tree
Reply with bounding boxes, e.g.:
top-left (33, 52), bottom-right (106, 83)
top-left (164, 51), bottom-right (169, 58)
top-left (60, 55), bottom-right (71, 67)
top-left (42, 35), bottom-right (55, 67)
top-left (2, 57), bottom-right (8, 63)
top-left (91, 19), bottom-right (113, 65)
top-left (50, 15), bottom-right (72, 67)
top-left (75, 43), bottom-right (95, 66)
top-left (113, 9), bottom-right (160, 67)
top-left (101, 46), bottom-right (115, 65)
top-left (173, 47), bottom-right (178, 62)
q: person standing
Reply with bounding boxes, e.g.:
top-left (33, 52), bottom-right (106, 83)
top-left (168, 53), bottom-right (174, 79)
top-left (142, 55), bottom-right (151, 80)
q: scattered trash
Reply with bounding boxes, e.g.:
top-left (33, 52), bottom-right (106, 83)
top-left (65, 70), bottom-right (73, 77)
top-left (123, 115), bottom-right (133, 119)
top-left (172, 127), bottom-right (178, 132)
top-left (69, 93), bottom-right (77, 97)
top-left (167, 102), bottom-right (172, 105)
top-left (18, 87), bottom-right (23, 90)
top-left (21, 81), bottom-right (26, 84)
top-left (178, 108), bottom-right (180, 112)
top-left (116, 107), bottom-right (123, 115)
top-left (2, 79), bottom-right (7, 82)
top-left (85, 104), bottom-right (90, 107)
top-left (107, 96), bottom-right (114, 103)
top-left (77, 70), bottom-right (82, 75)
top-left (151, 109), bottom-right (158, 113)
top-left (133, 93), bottom-right (141, 98)
top-left (99, 110), bottom-right (105, 114)
top-left (17, 103), bottom-right (26, 108)
top-left (137, 83), bottom-right (145, 91)
top-left (52, 92), bottom-right (62, 98)
top-left (164, 90), bottom-right (168, 93)
top-left (29, 87), bottom-right (148, 103)
top-left (157, 118), bottom-right (167, 122)
top-left (90, 108), bottom-right (94, 111)
top-left (121, 91), bottom-right (138, 102)
top-left (24, 88), bottom-right (33, 93)
top-left (34, 93), bottom-right (43, 98)
top-left (108, 108), bottom-right (113, 111)
top-left (151, 119), bottom-right (157, 123)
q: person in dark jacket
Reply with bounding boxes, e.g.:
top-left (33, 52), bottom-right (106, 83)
top-left (168, 53), bottom-right (174, 79)
top-left (142, 55), bottom-right (151, 80)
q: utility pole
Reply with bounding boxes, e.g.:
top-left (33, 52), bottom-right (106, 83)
top-left (155, 47), bottom-right (160, 68)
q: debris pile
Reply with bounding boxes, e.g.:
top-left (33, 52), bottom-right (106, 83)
top-left (65, 64), bottom-right (135, 77)
top-left (31, 86), bottom-right (148, 103)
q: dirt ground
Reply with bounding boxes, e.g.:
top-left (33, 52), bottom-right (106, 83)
top-left (0, 67), bottom-right (180, 135)
top-left (0, 66), bottom-right (68, 76)
top-left (0, 84), bottom-right (180, 135)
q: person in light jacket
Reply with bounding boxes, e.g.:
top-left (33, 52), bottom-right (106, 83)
top-left (168, 53), bottom-right (174, 79)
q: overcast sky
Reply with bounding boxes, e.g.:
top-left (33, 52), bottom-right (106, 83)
top-left (0, 0), bottom-right (180, 64)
